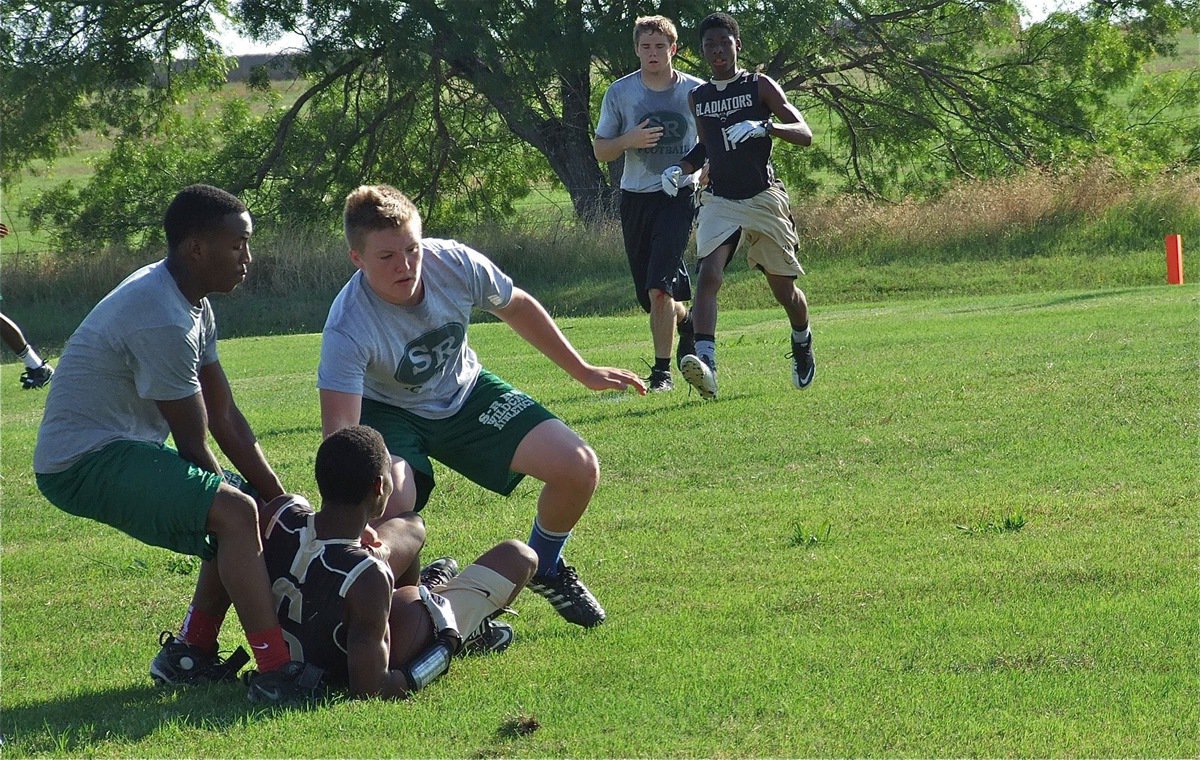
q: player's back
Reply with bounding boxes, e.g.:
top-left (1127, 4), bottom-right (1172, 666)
top-left (261, 495), bottom-right (392, 686)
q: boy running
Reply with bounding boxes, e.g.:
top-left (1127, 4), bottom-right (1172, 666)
top-left (662, 12), bottom-right (816, 399)
top-left (593, 15), bottom-right (702, 392)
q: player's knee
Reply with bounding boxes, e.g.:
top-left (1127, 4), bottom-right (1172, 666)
top-left (207, 487), bottom-right (259, 536)
top-left (499, 539), bottom-right (539, 579)
top-left (559, 443), bottom-right (600, 495)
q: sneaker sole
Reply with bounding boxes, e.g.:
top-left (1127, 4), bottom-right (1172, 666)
top-left (679, 355), bottom-right (717, 400)
top-left (527, 584), bottom-right (607, 628)
top-left (463, 622), bottom-right (515, 655)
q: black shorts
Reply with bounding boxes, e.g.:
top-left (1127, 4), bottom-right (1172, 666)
top-left (619, 190), bottom-right (694, 313)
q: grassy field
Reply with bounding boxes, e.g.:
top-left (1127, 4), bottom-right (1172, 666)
top-left (1, 283), bottom-right (1196, 756)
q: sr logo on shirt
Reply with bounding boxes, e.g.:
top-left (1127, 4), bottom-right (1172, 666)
top-left (639, 110), bottom-right (690, 153)
top-left (395, 323), bottom-right (466, 391)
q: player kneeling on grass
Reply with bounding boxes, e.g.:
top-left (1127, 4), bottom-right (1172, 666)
top-left (260, 425), bottom-right (537, 698)
top-left (319, 185), bottom-right (646, 629)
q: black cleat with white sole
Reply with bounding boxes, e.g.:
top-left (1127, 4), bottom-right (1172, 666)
top-left (527, 561), bottom-right (606, 627)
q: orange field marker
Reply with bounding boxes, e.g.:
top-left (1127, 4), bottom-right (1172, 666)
top-left (1166, 234), bottom-right (1183, 285)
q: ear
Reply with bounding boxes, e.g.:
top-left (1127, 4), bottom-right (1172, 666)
top-left (372, 473), bottom-right (386, 497)
top-left (348, 248), bottom-right (365, 271)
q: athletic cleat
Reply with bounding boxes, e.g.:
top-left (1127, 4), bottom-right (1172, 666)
top-left (20, 363), bottom-right (53, 390)
top-left (789, 335), bottom-right (815, 390)
top-left (679, 354), bottom-right (718, 399)
top-left (461, 613), bottom-right (515, 656)
top-left (646, 368), bottom-right (673, 393)
top-left (419, 556), bottom-right (459, 590)
top-left (527, 561), bottom-right (606, 628)
top-left (675, 312), bottom-right (696, 371)
top-left (244, 660), bottom-right (325, 705)
top-left (150, 631), bottom-right (250, 686)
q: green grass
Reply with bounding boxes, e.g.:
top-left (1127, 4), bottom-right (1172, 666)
top-left (2, 284), bottom-right (1196, 756)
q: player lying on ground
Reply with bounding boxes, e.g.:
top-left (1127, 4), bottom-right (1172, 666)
top-left (260, 425), bottom-right (537, 699)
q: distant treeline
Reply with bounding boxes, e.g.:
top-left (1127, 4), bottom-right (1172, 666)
top-left (226, 53), bottom-right (299, 81)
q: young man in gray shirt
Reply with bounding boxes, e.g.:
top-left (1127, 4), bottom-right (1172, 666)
top-left (34, 185), bottom-right (315, 703)
top-left (594, 15), bottom-right (704, 392)
top-left (319, 185), bottom-right (646, 629)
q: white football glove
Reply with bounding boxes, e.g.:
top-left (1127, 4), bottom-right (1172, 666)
top-left (724, 119), bottom-right (770, 144)
top-left (661, 165), bottom-right (683, 197)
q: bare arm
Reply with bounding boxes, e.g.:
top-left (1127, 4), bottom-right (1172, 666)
top-left (320, 389), bottom-right (363, 438)
top-left (199, 361), bottom-right (284, 500)
top-left (760, 76), bottom-right (812, 147)
top-left (344, 569), bottom-right (412, 699)
top-left (156, 392), bottom-right (223, 474)
top-left (492, 288), bottom-right (646, 394)
top-left (677, 92), bottom-right (704, 174)
top-left (594, 118), bottom-right (663, 162)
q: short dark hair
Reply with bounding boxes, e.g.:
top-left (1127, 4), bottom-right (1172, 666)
top-left (698, 12), bottom-right (740, 42)
top-left (163, 184), bottom-right (247, 253)
top-left (315, 425), bottom-right (391, 507)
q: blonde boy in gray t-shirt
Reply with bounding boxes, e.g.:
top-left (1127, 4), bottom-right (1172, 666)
top-left (319, 184), bottom-right (646, 630)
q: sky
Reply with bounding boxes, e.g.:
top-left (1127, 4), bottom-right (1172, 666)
top-left (213, 1), bottom-right (1089, 55)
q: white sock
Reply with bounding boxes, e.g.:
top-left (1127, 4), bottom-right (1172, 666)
top-left (792, 327), bottom-right (811, 345)
top-left (18, 345), bottom-right (44, 370)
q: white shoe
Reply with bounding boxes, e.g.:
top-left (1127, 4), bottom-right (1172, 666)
top-left (679, 354), bottom-right (718, 399)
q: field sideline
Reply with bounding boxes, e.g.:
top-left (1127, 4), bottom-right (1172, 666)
top-left (0, 286), bottom-right (1196, 756)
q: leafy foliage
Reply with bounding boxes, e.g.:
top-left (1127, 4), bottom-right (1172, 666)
top-left (5, 0), bottom-right (1198, 247)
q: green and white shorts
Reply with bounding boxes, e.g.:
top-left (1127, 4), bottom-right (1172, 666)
top-left (360, 370), bottom-right (557, 511)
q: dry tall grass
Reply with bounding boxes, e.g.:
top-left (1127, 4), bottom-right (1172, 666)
top-left (796, 161), bottom-right (1198, 263)
top-left (2, 163), bottom-right (1195, 350)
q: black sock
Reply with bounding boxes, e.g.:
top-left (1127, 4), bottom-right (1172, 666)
top-left (653, 357), bottom-right (671, 372)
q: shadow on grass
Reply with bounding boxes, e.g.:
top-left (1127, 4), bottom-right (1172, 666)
top-left (0, 682), bottom-right (317, 754)
top-left (944, 287), bottom-right (1146, 315)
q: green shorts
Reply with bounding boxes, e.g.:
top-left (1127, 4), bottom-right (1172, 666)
top-left (361, 370), bottom-right (557, 511)
top-left (36, 440), bottom-right (223, 559)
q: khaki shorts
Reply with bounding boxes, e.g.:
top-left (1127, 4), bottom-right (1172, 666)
top-left (696, 183), bottom-right (804, 277)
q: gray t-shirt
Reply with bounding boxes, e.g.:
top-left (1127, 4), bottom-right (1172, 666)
top-left (317, 238), bottom-right (514, 419)
top-left (595, 69), bottom-right (705, 193)
top-left (34, 260), bottom-right (219, 473)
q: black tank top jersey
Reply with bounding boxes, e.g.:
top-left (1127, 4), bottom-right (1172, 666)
top-left (691, 71), bottom-right (776, 200)
top-left (262, 496), bottom-right (393, 686)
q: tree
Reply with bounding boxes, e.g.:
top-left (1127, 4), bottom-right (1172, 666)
top-left (5, 0), bottom-right (1197, 240)
top-left (221, 0), bottom-right (1200, 211)
top-left (0, 0), bottom-right (229, 176)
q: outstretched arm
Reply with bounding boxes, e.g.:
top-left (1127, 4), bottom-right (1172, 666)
top-left (492, 288), bottom-right (646, 394)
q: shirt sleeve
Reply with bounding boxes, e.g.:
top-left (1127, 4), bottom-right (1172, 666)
top-left (126, 324), bottom-right (204, 402)
top-left (317, 327), bottom-right (369, 395)
top-left (199, 301), bottom-right (219, 367)
top-left (462, 245), bottom-right (514, 311)
top-left (594, 84), bottom-right (623, 141)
